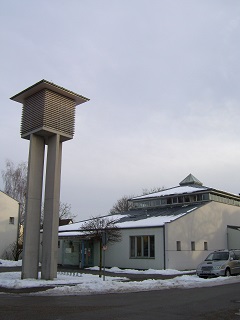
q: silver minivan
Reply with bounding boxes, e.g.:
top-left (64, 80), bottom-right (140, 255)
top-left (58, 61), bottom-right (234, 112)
top-left (196, 249), bottom-right (240, 278)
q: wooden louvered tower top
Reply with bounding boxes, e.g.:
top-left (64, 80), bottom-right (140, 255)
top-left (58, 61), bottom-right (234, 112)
top-left (10, 79), bottom-right (89, 142)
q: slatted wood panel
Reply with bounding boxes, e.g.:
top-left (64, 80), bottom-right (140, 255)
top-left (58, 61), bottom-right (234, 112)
top-left (21, 89), bottom-right (76, 139)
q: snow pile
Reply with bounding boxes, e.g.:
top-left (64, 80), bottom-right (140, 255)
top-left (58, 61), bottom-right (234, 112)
top-left (0, 259), bottom-right (22, 267)
top-left (87, 266), bottom-right (195, 275)
top-left (1, 259), bottom-right (240, 296)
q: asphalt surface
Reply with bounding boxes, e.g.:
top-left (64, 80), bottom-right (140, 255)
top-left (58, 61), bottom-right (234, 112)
top-left (1, 282), bottom-right (240, 319)
top-left (1, 266), bottom-right (240, 319)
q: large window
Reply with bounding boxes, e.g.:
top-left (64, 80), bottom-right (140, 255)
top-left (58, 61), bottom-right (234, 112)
top-left (130, 235), bottom-right (155, 258)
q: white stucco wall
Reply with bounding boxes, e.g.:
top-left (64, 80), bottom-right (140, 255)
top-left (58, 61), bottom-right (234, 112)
top-left (0, 191), bottom-right (19, 258)
top-left (102, 227), bottom-right (165, 270)
top-left (165, 201), bottom-right (240, 270)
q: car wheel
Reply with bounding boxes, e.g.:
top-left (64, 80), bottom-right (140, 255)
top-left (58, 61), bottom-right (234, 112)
top-left (225, 268), bottom-right (231, 277)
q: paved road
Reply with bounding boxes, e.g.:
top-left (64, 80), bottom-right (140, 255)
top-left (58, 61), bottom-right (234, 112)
top-left (1, 283), bottom-right (240, 320)
top-left (1, 266), bottom-right (240, 319)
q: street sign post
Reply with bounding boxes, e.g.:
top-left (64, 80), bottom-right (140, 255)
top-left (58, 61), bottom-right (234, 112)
top-left (102, 231), bottom-right (108, 281)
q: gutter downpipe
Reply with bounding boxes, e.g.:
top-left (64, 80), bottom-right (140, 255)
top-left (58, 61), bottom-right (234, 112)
top-left (17, 203), bottom-right (21, 245)
top-left (163, 224), bottom-right (166, 270)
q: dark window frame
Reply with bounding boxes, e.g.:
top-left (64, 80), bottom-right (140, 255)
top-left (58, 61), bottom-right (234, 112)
top-left (130, 235), bottom-right (155, 259)
top-left (191, 241), bottom-right (195, 251)
top-left (9, 217), bottom-right (15, 225)
top-left (176, 241), bottom-right (181, 251)
top-left (204, 241), bottom-right (208, 251)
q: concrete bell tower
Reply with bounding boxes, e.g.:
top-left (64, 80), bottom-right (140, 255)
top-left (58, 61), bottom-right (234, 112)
top-left (11, 80), bottom-right (89, 280)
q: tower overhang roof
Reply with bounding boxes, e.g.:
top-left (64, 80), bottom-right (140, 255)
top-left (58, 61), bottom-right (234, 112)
top-left (10, 79), bottom-right (90, 105)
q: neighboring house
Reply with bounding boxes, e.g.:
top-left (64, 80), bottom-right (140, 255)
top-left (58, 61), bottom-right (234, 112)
top-left (0, 191), bottom-right (19, 258)
top-left (57, 174), bottom-right (240, 270)
top-left (59, 219), bottom-right (73, 226)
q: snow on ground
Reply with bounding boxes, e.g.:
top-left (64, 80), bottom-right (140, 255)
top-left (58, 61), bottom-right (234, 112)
top-left (1, 259), bottom-right (240, 296)
top-left (86, 266), bottom-right (195, 275)
top-left (0, 259), bottom-right (22, 267)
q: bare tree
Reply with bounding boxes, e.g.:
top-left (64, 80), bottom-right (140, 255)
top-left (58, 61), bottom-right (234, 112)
top-left (2, 159), bottom-right (75, 260)
top-left (41, 201), bottom-right (76, 227)
top-left (109, 195), bottom-right (134, 214)
top-left (81, 216), bottom-right (122, 277)
top-left (1, 159), bottom-right (27, 224)
top-left (2, 159), bottom-right (76, 220)
top-left (59, 202), bottom-right (76, 221)
top-left (142, 186), bottom-right (165, 195)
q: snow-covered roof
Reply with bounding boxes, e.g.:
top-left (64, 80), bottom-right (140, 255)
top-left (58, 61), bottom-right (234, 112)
top-left (58, 204), bottom-right (203, 237)
top-left (132, 185), bottom-right (208, 200)
top-left (58, 174), bottom-right (240, 238)
top-left (130, 173), bottom-right (240, 201)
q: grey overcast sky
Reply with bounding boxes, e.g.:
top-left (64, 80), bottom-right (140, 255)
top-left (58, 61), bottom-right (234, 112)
top-left (1, 1), bottom-right (240, 221)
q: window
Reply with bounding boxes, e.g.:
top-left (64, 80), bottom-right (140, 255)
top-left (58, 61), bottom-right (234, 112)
top-left (176, 241), bottom-right (181, 251)
top-left (197, 194), bottom-right (202, 201)
top-left (9, 217), bottom-right (15, 224)
top-left (167, 198), bottom-right (172, 204)
top-left (150, 235), bottom-right (155, 257)
top-left (178, 196), bottom-right (183, 203)
top-left (172, 197), bottom-right (178, 204)
top-left (130, 236), bottom-right (135, 257)
top-left (161, 198), bottom-right (167, 205)
top-left (137, 236), bottom-right (141, 257)
top-left (191, 241), bottom-right (195, 251)
top-left (202, 193), bottom-right (209, 201)
top-left (130, 236), bottom-right (155, 258)
top-left (234, 250), bottom-right (240, 260)
top-left (143, 236), bottom-right (148, 257)
top-left (204, 242), bottom-right (208, 251)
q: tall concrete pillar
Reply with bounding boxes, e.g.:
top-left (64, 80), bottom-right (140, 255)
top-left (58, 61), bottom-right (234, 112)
top-left (21, 134), bottom-right (45, 279)
top-left (41, 134), bottom-right (62, 280)
top-left (11, 80), bottom-right (89, 280)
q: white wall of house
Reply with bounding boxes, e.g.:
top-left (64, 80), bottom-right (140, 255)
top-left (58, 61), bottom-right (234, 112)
top-left (165, 202), bottom-right (240, 270)
top-left (0, 191), bottom-right (19, 258)
top-left (103, 227), bottom-right (165, 270)
top-left (55, 201), bottom-right (240, 271)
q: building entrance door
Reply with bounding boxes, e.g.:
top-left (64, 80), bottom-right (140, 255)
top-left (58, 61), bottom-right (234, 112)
top-left (80, 240), bottom-right (94, 268)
